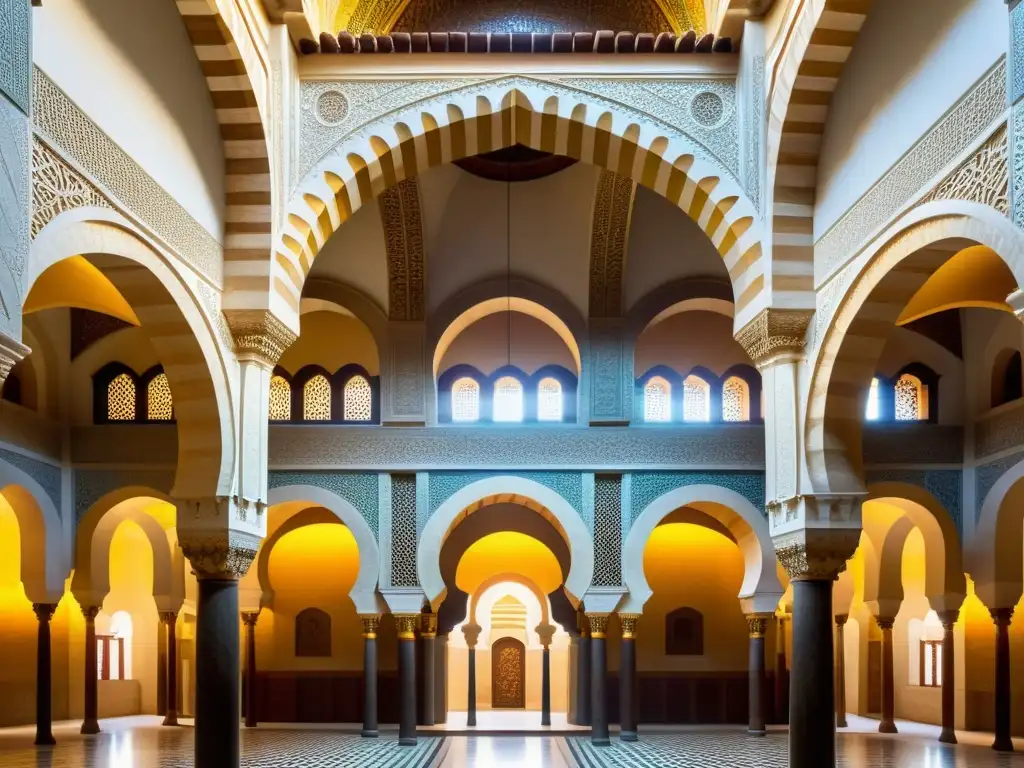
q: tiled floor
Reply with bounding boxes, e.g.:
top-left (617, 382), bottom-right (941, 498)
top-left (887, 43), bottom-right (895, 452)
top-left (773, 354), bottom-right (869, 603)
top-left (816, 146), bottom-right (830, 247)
top-left (2, 716), bottom-right (1024, 767)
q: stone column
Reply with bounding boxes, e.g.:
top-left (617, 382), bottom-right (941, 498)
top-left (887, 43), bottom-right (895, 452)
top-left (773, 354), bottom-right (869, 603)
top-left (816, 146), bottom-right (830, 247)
top-left (834, 614), bottom-right (848, 729)
top-left (33, 603), bottom-right (57, 745)
top-left (577, 615), bottom-right (592, 727)
top-left (991, 607), bottom-right (1014, 752)
top-left (359, 615), bottom-right (380, 737)
top-left (588, 614), bottom-right (610, 746)
top-left (747, 613), bottom-right (770, 736)
top-left (81, 606), bottom-right (101, 735)
top-left (537, 624), bottom-right (556, 728)
top-left (774, 614), bottom-right (788, 723)
top-left (418, 613), bottom-right (437, 726)
top-left (876, 616), bottom-right (897, 734)
top-left (395, 614), bottom-right (418, 746)
top-left (618, 614), bottom-right (639, 741)
top-left (463, 623), bottom-right (480, 727)
top-left (937, 610), bottom-right (958, 744)
top-left (161, 611), bottom-right (179, 727)
top-left (241, 611), bottom-right (260, 728)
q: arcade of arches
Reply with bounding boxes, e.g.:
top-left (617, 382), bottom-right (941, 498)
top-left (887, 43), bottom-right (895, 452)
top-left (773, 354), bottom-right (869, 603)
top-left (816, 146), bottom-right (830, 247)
top-left (5, 1), bottom-right (1024, 767)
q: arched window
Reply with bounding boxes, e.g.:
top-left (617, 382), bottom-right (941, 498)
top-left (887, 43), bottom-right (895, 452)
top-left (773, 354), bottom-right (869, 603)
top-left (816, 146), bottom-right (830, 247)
top-left (343, 375), bottom-right (373, 422)
top-left (866, 377), bottom-right (880, 421)
top-left (107, 373), bottom-right (136, 421)
top-left (303, 374), bottom-right (332, 421)
top-left (146, 373), bottom-right (173, 421)
top-left (452, 377), bottom-right (480, 422)
top-left (722, 376), bottom-right (749, 422)
top-left (269, 375), bottom-right (291, 421)
top-left (665, 607), bottom-right (704, 655)
top-left (537, 377), bottom-right (563, 422)
top-left (493, 376), bottom-right (524, 422)
top-left (98, 611), bottom-right (134, 681)
top-left (644, 376), bottom-right (671, 423)
top-left (895, 373), bottom-right (927, 421)
top-left (683, 375), bottom-right (710, 422)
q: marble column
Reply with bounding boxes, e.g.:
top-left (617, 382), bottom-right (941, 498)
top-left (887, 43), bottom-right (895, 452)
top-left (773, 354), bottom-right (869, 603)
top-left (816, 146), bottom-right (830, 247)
top-left (578, 619), bottom-right (592, 727)
top-left (588, 614), bottom-right (610, 746)
top-left (463, 623), bottom-right (480, 727)
top-left (618, 614), bottom-right (639, 742)
top-left (418, 613), bottom-right (437, 726)
top-left (877, 616), bottom-right (898, 734)
top-left (161, 611), bottom-right (179, 727)
top-left (537, 624), bottom-right (556, 728)
top-left (81, 606), bottom-right (101, 735)
top-left (937, 610), bottom-right (958, 745)
top-left (774, 615), bottom-right (788, 723)
top-left (396, 614), bottom-right (418, 746)
top-left (991, 608), bottom-right (1014, 752)
top-left (361, 615), bottom-right (380, 737)
top-left (747, 613), bottom-right (770, 736)
top-left (33, 603), bottom-right (57, 746)
top-left (194, 574), bottom-right (242, 766)
top-left (241, 611), bottom-right (260, 728)
top-left (834, 614), bottom-right (848, 729)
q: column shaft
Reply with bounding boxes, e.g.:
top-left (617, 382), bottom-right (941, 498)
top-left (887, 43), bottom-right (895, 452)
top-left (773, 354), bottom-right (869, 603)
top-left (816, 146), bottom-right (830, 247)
top-left (361, 616), bottom-right (379, 737)
top-left (541, 646), bottom-right (552, 727)
top-left (789, 580), bottom-right (835, 768)
top-left (992, 608), bottom-right (1014, 752)
top-left (82, 607), bottom-right (100, 734)
top-left (774, 617), bottom-right (787, 723)
top-left (194, 578), bottom-right (240, 768)
top-left (467, 647), bottom-right (477, 727)
top-left (242, 612), bottom-right (259, 728)
top-left (34, 604), bottom-right (56, 746)
top-left (619, 614), bottom-right (639, 741)
top-left (747, 615), bottom-right (768, 736)
top-left (835, 615), bottom-right (848, 729)
top-left (578, 634), bottom-right (592, 726)
top-left (589, 615), bottom-right (609, 746)
top-left (162, 612), bottom-right (179, 726)
top-left (938, 612), bottom-right (957, 744)
top-left (418, 615), bottom-right (437, 726)
top-left (878, 617), bottom-right (898, 734)
top-left (396, 615), bottom-right (418, 746)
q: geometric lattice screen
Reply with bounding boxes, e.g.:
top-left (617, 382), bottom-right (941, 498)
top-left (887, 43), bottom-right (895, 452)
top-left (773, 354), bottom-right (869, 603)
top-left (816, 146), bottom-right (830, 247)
top-left (593, 474), bottom-right (622, 587)
top-left (390, 474), bottom-right (418, 587)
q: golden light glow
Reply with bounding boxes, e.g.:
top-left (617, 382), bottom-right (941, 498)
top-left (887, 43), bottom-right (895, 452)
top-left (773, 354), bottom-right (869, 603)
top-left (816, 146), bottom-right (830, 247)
top-left (455, 531), bottom-right (563, 595)
top-left (24, 256), bottom-right (139, 324)
top-left (109, 520), bottom-right (154, 595)
top-left (268, 523), bottom-right (360, 598)
top-left (0, 493), bottom-right (30, 610)
top-left (643, 522), bottom-right (742, 591)
top-left (897, 246), bottom-right (1015, 325)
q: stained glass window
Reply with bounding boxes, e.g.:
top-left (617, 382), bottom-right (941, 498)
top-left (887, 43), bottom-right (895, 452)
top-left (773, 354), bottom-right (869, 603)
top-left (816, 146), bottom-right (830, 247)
top-left (644, 376), bottom-right (671, 423)
top-left (452, 377), bottom-right (480, 422)
top-left (303, 374), bottom-right (332, 421)
top-left (895, 374), bottom-right (926, 421)
top-left (493, 376), bottom-right (524, 422)
top-left (683, 375), bottom-right (710, 422)
top-left (538, 377), bottom-right (563, 422)
top-left (107, 373), bottom-right (136, 421)
top-left (343, 375), bottom-right (373, 421)
top-left (866, 377), bottom-right (880, 420)
top-left (269, 375), bottom-right (291, 421)
top-left (722, 376), bottom-right (749, 422)
top-left (146, 374), bottom-right (173, 421)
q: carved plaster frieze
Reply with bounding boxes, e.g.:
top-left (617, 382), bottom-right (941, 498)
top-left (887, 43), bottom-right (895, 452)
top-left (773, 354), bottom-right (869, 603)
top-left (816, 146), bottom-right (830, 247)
top-left (0, 94), bottom-right (30, 324)
top-left (975, 403), bottom-right (1024, 459)
top-left (588, 171), bottom-right (634, 319)
top-left (31, 137), bottom-right (110, 238)
top-left (920, 125), bottom-right (1008, 215)
top-left (734, 308), bottom-right (813, 369)
top-left (0, 0), bottom-right (31, 114)
top-left (179, 529), bottom-right (263, 580)
top-left (772, 527), bottom-right (861, 582)
top-left (0, 331), bottom-right (29, 387)
top-left (226, 310), bottom-right (298, 368)
top-left (378, 178), bottom-right (425, 322)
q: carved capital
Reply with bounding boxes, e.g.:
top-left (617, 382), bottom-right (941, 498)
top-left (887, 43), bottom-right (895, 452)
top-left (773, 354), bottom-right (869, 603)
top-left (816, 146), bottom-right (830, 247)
top-left (735, 308), bottom-right (813, 369)
top-left (241, 610), bottom-right (261, 628)
top-left (226, 310), bottom-right (297, 368)
top-left (937, 610), bottom-right (959, 631)
top-left (179, 529), bottom-right (262, 580)
top-left (462, 622), bottom-right (482, 648)
top-left (419, 612), bottom-right (437, 638)
top-left (33, 603), bottom-right (57, 622)
top-left (991, 606), bottom-right (1015, 629)
top-left (0, 334), bottom-right (30, 389)
top-left (772, 527), bottom-right (861, 582)
top-left (81, 605), bottom-right (100, 622)
top-left (160, 611), bottom-right (179, 626)
top-left (746, 613), bottom-right (773, 639)
top-left (395, 613), bottom-right (419, 639)
top-left (875, 616), bottom-right (895, 632)
top-left (361, 614), bottom-right (381, 638)
top-left (535, 623), bottom-right (557, 647)
top-left (619, 613), bottom-right (640, 640)
top-left (835, 613), bottom-right (849, 628)
top-left (587, 614), bottom-right (609, 639)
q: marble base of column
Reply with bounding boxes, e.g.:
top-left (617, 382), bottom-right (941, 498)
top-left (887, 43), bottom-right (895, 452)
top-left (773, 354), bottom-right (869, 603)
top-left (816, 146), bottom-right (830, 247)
top-left (242, 611), bottom-right (259, 728)
top-left (34, 604), bottom-right (57, 746)
top-left (589, 616), bottom-right (610, 746)
top-left (877, 617), bottom-right (898, 734)
top-left (938, 611), bottom-right (957, 745)
top-left (747, 614), bottom-right (768, 736)
top-left (396, 615), bottom-right (418, 746)
top-left (789, 580), bottom-right (836, 768)
top-left (195, 578), bottom-right (241, 768)
top-left (361, 616), bottom-right (379, 737)
top-left (835, 614), bottom-right (848, 729)
top-left (161, 612), bottom-right (179, 727)
top-left (619, 615), bottom-right (638, 742)
top-left (467, 647), bottom-right (477, 727)
top-left (992, 608), bottom-right (1014, 752)
top-left (81, 606), bottom-right (101, 735)
top-left (541, 645), bottom-right (552, 727)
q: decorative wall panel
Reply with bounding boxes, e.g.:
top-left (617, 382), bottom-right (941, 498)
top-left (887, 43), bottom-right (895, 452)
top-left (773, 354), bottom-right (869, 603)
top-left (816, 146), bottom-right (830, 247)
top-left (426, 471), bottom-right (583, 515)
top-left (0, 0), bottom-right (30, 114)
top-left (628, 471), bottom-right (765, 523)
top-left (0, 93), bottom-right (29, 329)
top-left (865, 468), bottom-right (963, 540)
top-left (862, 425), bottom-right (964, 466)
top-left (390, 473), bottom-right (418, 586)
top-left (268, 471), bottom-right (379, 536)
top-left (592, 474), bottom-right (622, 587)
top-left (975, 452), bottom-right (1024, 522)
top-left (975, 403), bottom-right (1024, 460)
top-left (391, 0), bottom-right (672, 34)
top-left (589, 321), bottom-right (632, 424)
top-left (73, 468), bottom-right (174, 522)
top-left (0, 446), bottom-right (61, 512)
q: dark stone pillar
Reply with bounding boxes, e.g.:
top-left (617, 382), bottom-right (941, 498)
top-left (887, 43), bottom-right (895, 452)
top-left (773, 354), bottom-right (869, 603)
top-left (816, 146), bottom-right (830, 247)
top-left (195, 577), bottom-right (241, 768)
top-left (789, 579), bottom-right (836, 768)
top-left (589, 615), bottom-right (609, 746)
top-left (157, 616), bottom-right (167, 719)
top-left (434, 634), bottom-right (447, 725)
top-left (747, 614), bottom-right (769, 736)
top-left (991, 608), bottom-right (1014, 752)
top-left (938, 610), bottom-right (958, 745)
top-left (418, 614), bottom-right (436, 726)
top-left (161, 611), bottom-right (179, 727)
top-left (81, 606), bottom-right (100, 735)
top-left (578, 631), bottom-right (592, 727)
top-left (619, 615), bottom-right (638, 741)
top-left (541, 645), bottom-right (552, 727)
top-left (361, 615), bottom-right (379, 737)
top-left (241, 611), bottom-right (259, 728)
top-left (33, 603), bottom-right (57, 746)
top-left (396, 615), bottom-right (418, 746)
top-left (467, 646), bottom-right (477, 727)
top-left (835, 614), bottom-right (848, 729)
top-left (774, 615), bottom-right (788, 723)
top-left (877, 616), bottom-right (897, 734)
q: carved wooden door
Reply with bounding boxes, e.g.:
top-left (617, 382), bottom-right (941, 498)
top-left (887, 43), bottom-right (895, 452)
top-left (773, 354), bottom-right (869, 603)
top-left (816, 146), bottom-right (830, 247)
top-left (491, 638), bottom-right (526, 708)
